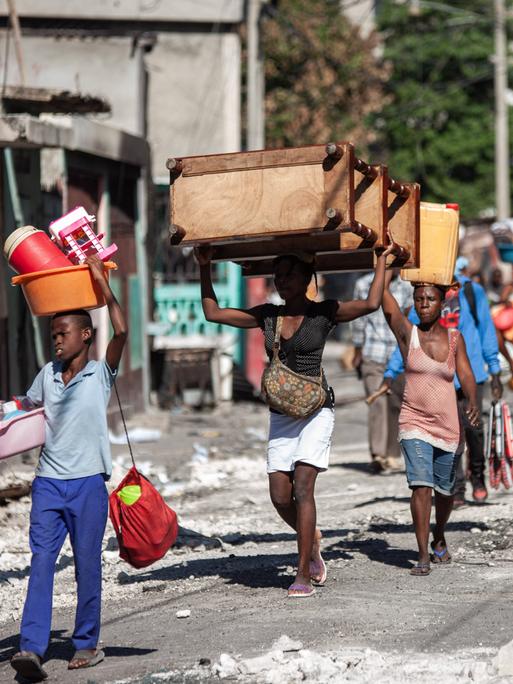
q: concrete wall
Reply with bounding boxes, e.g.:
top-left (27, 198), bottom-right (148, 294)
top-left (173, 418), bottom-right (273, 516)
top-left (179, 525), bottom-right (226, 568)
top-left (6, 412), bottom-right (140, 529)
top-left (0, 26), bottom-right (241, 179)
top-left (0, 1), bottom-right (243, 179)
top-left (147, 31), bottom-right (241, 181)
top-left (0, 35), bottom-right (142, 136)
top-left (4, 0), bottom-right (244, 23)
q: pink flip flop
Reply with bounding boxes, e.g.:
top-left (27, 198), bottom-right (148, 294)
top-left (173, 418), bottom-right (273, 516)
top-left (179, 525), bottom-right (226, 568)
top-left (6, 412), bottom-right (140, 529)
top-left (310, 553), bottom-right (327, 586)
top-left (287, 583), bottom-right (315, 598)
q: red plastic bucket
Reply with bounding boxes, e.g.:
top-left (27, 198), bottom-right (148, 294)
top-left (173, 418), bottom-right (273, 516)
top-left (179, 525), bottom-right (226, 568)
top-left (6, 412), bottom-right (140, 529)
top-left (3, 226), bottom-right (72, 274)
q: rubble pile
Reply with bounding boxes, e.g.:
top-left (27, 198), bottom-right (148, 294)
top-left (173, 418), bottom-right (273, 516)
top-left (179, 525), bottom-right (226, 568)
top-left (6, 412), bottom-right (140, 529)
top-left (3, 402), bottom-right (513, 683)
top-left (113, 642), bottom-right (502, 684)
top-left (0, 438), bottom-right (266, 624)
top-left (462, 518), bottom-right (513, 554)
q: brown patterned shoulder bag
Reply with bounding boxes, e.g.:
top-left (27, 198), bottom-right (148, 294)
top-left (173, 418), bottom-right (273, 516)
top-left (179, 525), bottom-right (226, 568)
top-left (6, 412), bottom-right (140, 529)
top-left (261, 315), bottom-right (326, 419)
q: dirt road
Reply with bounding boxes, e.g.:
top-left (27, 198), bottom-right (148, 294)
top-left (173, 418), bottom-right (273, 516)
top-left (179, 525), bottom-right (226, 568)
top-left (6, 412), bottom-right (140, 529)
top-left (2, 362), bottom-right (513, 682)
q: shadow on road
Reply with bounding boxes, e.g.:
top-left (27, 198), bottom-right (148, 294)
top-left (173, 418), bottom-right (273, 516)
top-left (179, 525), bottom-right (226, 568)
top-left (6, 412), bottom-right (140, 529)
top-left (326, 537), bottom-right (414, 569)
top-left (0, 553), bottom-right (75, 584)
top-left (116, 548), bottom-right (353, 592)
top-left (0, 629), bottom-right (157, 670)
top-left (219, 527), bottom-right (353, 545)
top-left (364, 520), bottom-right (489, 535)
top-left (352, 495), bottom-right (411, 509)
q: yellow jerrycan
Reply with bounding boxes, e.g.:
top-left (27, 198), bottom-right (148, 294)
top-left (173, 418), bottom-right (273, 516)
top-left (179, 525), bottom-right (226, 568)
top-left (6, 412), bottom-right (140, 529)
top-left (401, 201), bottom-right (459, 286)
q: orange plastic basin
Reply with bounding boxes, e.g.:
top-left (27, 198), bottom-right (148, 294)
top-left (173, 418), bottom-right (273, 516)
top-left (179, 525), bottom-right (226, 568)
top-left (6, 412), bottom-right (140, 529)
top-left (11, 262), bottom-right (117, 316)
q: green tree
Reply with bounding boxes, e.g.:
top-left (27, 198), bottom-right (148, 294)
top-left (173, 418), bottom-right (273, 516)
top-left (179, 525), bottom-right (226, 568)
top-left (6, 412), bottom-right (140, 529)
top-left (262, 0), bottom-right (388, 154)
top-left (375, 1), bottom-right (507, 218)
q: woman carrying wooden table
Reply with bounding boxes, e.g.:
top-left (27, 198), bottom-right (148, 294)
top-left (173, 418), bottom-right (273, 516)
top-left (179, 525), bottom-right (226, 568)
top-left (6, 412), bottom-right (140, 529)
top-left (195, 243), bottom-right (393, 598)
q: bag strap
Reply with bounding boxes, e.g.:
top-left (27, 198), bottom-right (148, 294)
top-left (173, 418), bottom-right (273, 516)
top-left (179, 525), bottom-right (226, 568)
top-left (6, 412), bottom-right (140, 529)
top-left (113, 380), bottom-right (136, 469)
top-left (463, 280), bottom-right (479, 328)
top-left (272, 311), bottom-right (326, 384)
top-left (272, 315), bottom-right (283, 359)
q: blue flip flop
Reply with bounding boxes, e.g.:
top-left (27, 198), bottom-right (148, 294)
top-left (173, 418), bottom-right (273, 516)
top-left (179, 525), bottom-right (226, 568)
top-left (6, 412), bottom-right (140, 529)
top-left (431, 542), bottom-right (452, 564)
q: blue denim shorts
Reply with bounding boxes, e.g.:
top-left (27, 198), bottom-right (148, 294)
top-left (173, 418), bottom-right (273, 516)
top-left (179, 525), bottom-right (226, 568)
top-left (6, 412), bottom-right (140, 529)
top-left (400, 438), bottom-right (458, 496)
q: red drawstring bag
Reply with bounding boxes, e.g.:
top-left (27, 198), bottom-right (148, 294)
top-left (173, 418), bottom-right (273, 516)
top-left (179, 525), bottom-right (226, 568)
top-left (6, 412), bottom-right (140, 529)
top-left (109, 466), bottom-right (178, 569)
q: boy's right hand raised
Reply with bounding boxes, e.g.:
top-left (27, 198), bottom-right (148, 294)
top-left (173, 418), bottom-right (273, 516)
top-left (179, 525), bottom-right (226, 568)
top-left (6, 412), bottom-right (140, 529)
top-left (194, 245), bottom-right (213, 266)
top-left (86, 254), bottom-right (107, 283)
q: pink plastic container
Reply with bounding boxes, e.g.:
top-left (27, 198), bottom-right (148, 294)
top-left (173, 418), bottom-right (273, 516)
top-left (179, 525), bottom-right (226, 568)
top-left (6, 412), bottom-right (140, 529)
top-left (49, 207), bottom-right (118, 264)
top-left (0, 408), bottom-right (45, 459)
top-left (3, 225), bottom-right (72, 274)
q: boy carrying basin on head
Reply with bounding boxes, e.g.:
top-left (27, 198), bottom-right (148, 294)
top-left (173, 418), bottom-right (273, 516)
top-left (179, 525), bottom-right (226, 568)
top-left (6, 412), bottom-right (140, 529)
top-left (10, 255), bottom-right (127, 682)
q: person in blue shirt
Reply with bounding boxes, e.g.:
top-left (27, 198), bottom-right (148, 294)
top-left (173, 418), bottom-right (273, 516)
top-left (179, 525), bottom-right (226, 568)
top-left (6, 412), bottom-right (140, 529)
top-left (383, 258), bottom-right (502, 504)
top-left (10, 255), bottom-right (127, 682)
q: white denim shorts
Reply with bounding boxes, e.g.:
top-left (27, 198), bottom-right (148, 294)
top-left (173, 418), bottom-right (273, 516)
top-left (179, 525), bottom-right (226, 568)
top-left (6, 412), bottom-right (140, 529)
top-left (267, 407), bottom-right (335, 474)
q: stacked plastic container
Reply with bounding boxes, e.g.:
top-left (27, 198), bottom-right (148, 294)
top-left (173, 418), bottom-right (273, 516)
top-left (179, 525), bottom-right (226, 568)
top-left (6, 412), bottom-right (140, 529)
top-left (3, 207), bottom-right (117, 316)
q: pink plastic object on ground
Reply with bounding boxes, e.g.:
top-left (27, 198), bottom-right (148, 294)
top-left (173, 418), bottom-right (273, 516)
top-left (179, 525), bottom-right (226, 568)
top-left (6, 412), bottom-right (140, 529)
top-left (49, 206), bottom-right (118, 265)
top-left (0, 407), bottom-right (45, 459)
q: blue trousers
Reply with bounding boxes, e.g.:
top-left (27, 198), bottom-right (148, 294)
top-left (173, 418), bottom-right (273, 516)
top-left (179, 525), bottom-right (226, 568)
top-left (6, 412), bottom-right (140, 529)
top-left (20, 474), bottom-right (108, 657)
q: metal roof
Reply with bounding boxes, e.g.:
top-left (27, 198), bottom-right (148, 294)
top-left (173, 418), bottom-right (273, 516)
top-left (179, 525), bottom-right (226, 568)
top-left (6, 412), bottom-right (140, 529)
top-left (1, 86), bottom-right (110, 115)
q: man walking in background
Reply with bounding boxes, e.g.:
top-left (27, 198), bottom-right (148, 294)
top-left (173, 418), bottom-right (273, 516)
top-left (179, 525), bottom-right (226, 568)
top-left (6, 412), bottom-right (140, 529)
top-left (452, 257), bottom-right (502, 503)
top-left (352, 270), bottom-right (412, 473)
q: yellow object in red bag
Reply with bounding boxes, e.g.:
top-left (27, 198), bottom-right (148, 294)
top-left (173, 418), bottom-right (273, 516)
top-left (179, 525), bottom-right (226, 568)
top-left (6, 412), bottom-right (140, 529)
top-left (116, 484), bottom-right (141, 506)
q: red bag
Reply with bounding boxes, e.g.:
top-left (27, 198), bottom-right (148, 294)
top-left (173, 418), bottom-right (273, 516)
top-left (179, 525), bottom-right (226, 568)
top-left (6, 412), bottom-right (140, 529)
top-left (109, 466), bottom-right (178, 569)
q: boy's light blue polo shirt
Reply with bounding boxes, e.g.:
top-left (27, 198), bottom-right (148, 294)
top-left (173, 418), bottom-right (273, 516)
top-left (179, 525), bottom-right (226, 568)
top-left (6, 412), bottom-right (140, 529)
top-left (27, 359), bottom-right (116, 480)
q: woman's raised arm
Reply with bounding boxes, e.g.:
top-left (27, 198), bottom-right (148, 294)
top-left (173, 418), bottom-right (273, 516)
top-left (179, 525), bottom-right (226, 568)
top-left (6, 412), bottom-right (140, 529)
top-left (334, 243), bottom-right (394, 323)
top-left (196, 247), bottom-right (262, 329)
top-left (381, 270), bottom-right (412, 353)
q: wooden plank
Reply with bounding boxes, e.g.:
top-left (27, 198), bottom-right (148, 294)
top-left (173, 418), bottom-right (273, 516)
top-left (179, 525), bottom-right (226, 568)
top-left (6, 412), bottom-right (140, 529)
top-left (170, 143), bottom-right (354, 244)
top-left (354, 164), bottom-right (387, 249)
top-left (239, 250), bottom-right (376, 277)
top-left (386, 177), bottom-right (420, 269)
top-left (169, 143), bottom-right (350, 177)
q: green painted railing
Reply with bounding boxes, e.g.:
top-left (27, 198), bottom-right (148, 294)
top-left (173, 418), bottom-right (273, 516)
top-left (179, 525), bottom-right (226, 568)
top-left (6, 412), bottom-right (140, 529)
top-left (152, 262), bottom-right (243, 363)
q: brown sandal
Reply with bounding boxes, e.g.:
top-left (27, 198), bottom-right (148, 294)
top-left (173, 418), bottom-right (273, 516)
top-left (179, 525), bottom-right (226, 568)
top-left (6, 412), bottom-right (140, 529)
top-left (10, 651), bottom-right (48, 681)
top-left (68, 648), bottom-right (105, 670)
top-left (410, 562), bottom-right (431, 576)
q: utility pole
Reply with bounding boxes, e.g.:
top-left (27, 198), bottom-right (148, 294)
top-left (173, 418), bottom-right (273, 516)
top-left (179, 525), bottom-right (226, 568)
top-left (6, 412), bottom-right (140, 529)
top-left (495, 0), bottom-right (510, 219)
top-left (246, 0), bottom-right (265, 150)
top-left (6, 0), bottom-right (25, 86)
top-left (245, 0), bottom-right (267, 392)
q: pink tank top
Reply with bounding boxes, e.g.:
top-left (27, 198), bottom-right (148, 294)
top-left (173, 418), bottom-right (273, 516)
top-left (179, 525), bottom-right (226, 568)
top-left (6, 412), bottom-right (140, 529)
top-left (398, 326), bottom-right (460, 452)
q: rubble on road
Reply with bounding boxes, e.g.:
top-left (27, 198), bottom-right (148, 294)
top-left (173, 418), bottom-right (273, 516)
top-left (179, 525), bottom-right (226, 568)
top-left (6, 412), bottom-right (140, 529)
top-left (4, 396), bottom-right (513, 683)
top-left (112, 645), bottom-right (504, 683)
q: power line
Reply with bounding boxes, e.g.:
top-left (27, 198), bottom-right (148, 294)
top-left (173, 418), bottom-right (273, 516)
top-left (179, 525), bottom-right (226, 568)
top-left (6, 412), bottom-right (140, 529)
top-left (411, 0), bottom-right (491, 18)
